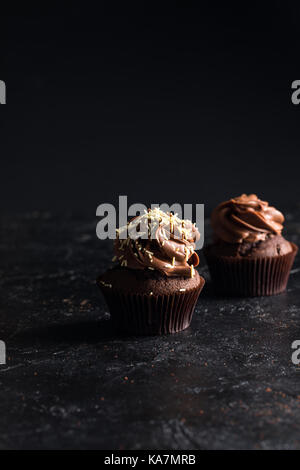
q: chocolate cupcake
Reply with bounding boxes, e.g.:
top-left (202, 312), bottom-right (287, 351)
top-left (97, 208), bottom-right (205, 335)
top-left (204, 194), bottom-right (298, 296)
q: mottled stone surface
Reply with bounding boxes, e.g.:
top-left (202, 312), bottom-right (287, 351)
top-left (1, 209), bottom-right (300, 450)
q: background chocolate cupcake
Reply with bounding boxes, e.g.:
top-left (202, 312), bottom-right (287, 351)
top-left (204, 194), bottom-right (298, 296)
top-left (98, 208), bottom-right (205, 335)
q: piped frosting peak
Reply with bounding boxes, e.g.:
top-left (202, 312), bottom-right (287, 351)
top-left (211, 194), bottom-right (284, 244)
top-left (114, 208), bottom-right (200, 277)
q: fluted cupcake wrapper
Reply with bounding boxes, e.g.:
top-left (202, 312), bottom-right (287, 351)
top-left (204, 243), bottom-right (298, 297)
top-left (98, 277), bottom-right (205, 336)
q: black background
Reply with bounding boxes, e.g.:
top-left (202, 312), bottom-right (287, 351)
top-left (2, 3), bottom-right (300, 451)
top-left (2, 1), bottom-right (300, 215)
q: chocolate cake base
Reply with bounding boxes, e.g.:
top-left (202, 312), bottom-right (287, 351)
top-left (204, 242), bottom-right (298, 297)
top-left (97, 267), bottom-right (205, 335)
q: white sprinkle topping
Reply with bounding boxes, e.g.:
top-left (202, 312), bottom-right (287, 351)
top-left (100, 281), bottom-right (112, 288)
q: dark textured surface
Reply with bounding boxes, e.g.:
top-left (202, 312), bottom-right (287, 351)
top-left (1, 208), bottom-right (300, 450)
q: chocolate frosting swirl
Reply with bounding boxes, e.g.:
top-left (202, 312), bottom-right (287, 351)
top-left (211, 194), bottom-right (284, 243)
top-left (114, 208), bottom-right (200, 277)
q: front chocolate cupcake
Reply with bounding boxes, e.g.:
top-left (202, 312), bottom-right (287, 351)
top-left (97, 208), bottom-right (205, 335)
top-left (204, 194), bottom-right (298, 296)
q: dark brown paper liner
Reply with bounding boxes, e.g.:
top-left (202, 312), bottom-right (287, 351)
top-left (98, 276), bottom-right (205, 335)
top-left (204, 243), bottom-right (298, 297)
